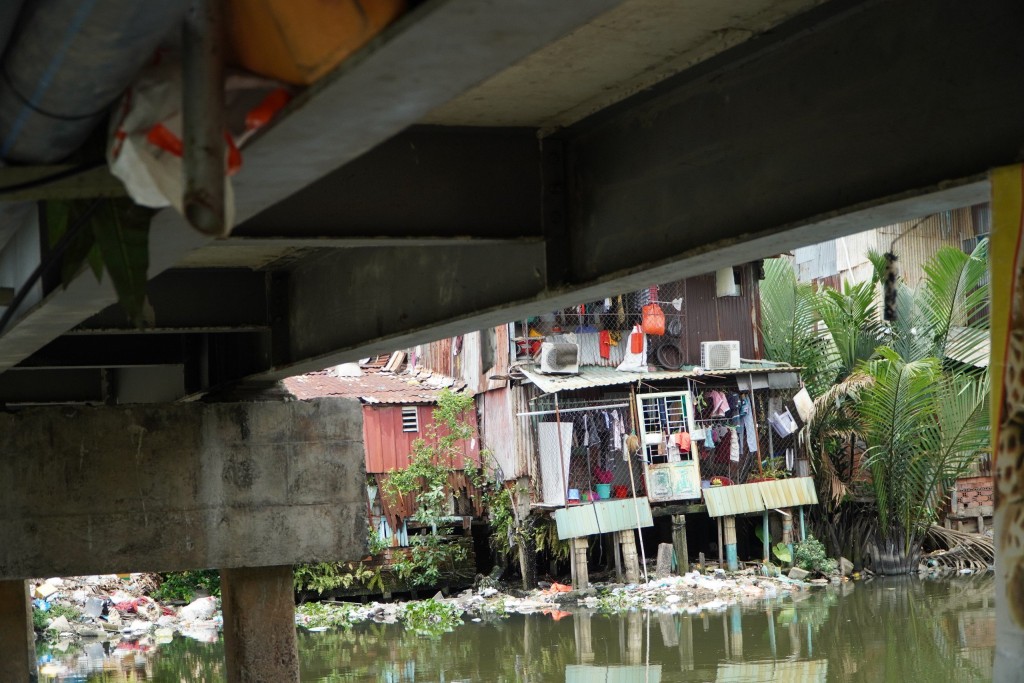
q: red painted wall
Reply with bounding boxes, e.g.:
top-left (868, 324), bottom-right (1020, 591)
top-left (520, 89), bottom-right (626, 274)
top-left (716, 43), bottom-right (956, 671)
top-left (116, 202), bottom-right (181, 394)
top-left (362, 403), bottom-right (481, 474)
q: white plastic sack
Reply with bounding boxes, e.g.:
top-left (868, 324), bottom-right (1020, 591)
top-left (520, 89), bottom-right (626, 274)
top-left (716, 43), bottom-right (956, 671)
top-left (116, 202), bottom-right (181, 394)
top-left (108, 53), bottom-right (290, 234)
top-left (616, 324), bottom-right (648, 373)
top-left (179, 596), bottom-right (217, 622)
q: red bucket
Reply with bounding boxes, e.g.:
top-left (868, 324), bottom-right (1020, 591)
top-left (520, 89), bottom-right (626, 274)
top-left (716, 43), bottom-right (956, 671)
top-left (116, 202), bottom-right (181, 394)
top-left (613, 485), bottom-right (629, 499)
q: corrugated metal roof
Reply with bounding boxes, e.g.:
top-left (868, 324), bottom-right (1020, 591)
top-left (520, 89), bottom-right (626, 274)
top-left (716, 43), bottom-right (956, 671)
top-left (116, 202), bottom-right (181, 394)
top-left (283, 366), bottom-right (466, 404)
top-left (519, 363), bottom-right (800, 395)
top-left (704, 481), bottom-right (766, 517)
top-left (553, 497), bottom-right (654, 539)
top-left (703, 477), bottom-right (818, 517)
top-left (759, 477), bottom-right (819, 510)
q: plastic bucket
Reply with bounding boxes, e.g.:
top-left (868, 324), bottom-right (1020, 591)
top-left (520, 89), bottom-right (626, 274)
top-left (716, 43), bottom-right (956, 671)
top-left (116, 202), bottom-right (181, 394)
top-left (596, 484), bottom-right (612, 499)
top-left (567, 488), bottom-right (580, 504)
top-left (613, 485), bottom-right (629, 498)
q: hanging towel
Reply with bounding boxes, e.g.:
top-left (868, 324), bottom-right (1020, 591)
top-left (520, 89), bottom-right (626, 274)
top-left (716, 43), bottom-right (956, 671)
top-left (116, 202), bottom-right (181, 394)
top-left (598, 330), bottom-right (612, 359)
top-left (704, 428), bottom-right (715, 449)
top-left (611, 410), bottom-right (625, 449)
top-left (728, 427), bottom-right (740, 462)
top-left (741, 396), bottom-right (758, 452)
top-left (708, 390), bottom-right (729, 417)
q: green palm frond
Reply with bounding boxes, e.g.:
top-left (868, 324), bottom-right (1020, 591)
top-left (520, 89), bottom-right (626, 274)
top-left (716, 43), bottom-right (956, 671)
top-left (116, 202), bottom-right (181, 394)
top-left (918, 240), bottom-right (989, 360)
top-left (759, 258), bottom-right (836, 396)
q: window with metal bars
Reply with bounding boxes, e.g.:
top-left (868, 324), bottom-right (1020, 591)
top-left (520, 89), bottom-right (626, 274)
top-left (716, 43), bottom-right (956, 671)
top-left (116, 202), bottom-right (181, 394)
top-left (401, 406), bottom-right (419, 432)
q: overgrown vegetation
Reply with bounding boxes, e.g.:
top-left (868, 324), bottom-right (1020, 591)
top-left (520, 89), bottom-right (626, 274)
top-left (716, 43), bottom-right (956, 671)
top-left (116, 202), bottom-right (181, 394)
top-left (294, 562), bottom-right (384, 595)
top-left (794, 536), bottom-right (838, 575)
top-left (382, 389), bottom-right (479, 587)
top-left (397, 598), bottom-right (463, 637)
top-left (153, 570), bottom-right (221, 603)
top-left (33, 603), bottom-right (82, 633)
top-left (760, 240), bottom-right (990, 573)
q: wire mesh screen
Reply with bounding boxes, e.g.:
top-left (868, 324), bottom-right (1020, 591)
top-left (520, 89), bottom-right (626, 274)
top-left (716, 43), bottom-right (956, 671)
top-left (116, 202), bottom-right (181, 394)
top-left (529, 398), bottom-right (646, 505)
top-left (691, 386), bottom-right (800, 485)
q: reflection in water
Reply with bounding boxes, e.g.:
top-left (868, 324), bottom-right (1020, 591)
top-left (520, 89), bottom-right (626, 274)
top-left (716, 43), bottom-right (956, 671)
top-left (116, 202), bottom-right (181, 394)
top-left (39, 576), bottom-right (994, 682)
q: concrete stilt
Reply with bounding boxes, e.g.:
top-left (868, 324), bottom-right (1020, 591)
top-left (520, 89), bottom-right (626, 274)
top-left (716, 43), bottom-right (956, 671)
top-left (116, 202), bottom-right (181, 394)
top-left (0, 580), bottom-right (37, 683)
top-left (619, 530), bottom-right (641, 583)
top-left (671, 514), bottom-right (689, 574)
top-left (572, 537), bottom-right (590, 589)
top-left (221, 566), bottom-right (299, 683)
top-left (723, 516), bottom-right (738, 571)
top-left (574, 609), bottom-right (594, 663)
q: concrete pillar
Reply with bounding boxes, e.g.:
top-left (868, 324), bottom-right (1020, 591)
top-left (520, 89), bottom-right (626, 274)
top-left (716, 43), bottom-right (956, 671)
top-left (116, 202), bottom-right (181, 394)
top-left (0, 580), bottom-right (37, 683)
top-left (572, 537), bottom-right (589, 589)
top-left (221, 566), bottom-right (299, 683)
top-left (619, 530), bottom-right (640, 583)
top-left (723, 516), bottom-right (738, 571)
top-left (671, 514), bottom-right (689, 574)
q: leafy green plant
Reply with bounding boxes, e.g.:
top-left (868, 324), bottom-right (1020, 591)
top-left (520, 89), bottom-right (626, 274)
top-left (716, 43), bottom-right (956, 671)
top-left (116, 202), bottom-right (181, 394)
top-left (296, 601), bottom-right (360, 629)
top-left (392, 534), bottom-right (468, 587)
top-left (795, 535), bottom-right (838, 574)
top-left (398, 598), bottom-right (463, 637)
top-left (153, 570), bottom-right (221, 603)
top-left (294, 562), bottom-right (384, 594)
top-left (367, 524), bottom-right (390, 556)
top-left (772, 542), bottom-right (792, 564)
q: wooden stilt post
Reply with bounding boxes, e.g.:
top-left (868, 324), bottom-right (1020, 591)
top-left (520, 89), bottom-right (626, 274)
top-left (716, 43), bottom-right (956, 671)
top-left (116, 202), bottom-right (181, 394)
top-left (672, 514), bottom-right (689, 574)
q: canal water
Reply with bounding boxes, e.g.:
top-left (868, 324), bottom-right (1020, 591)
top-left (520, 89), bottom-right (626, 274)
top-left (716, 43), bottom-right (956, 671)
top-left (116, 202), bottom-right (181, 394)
top-left (37, 575), bottom-right (994, 682)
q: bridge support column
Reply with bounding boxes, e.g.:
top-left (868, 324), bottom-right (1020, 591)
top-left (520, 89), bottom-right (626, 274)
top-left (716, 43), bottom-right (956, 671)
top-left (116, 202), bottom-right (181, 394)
top-left (0, 579), bottom-right (37, 683)
top-left (222, 566), bottom-right (299, 683)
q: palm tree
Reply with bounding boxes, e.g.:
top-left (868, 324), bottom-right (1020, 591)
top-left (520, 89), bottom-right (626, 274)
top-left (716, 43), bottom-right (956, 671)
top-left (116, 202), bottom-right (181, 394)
top-left (759, 241), bottom-right (990, 573)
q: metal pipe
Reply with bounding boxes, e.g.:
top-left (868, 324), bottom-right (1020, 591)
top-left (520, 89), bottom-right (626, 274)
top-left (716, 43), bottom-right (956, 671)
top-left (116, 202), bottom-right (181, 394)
top-left (183, 0), bottom-right (227, 235)
top-left (762, 511), bottom-right (769, 563)
top-left (799, 506), bottom-right (806, 541)
top-left (0, 0), bottom-right (187, 163)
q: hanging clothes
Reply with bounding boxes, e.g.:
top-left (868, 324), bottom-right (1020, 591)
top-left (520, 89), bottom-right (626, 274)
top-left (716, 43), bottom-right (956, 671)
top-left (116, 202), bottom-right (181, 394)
top-left (741, 396), bottom-right (758, 452)
top-left (610, 410), bottom-right (625, 450)
top-left (708, 390), bottom-right (729, 418)
top-left (598, 330), bottom-right (612, 359)
top-left (728, 426), bottom-right (740, 462)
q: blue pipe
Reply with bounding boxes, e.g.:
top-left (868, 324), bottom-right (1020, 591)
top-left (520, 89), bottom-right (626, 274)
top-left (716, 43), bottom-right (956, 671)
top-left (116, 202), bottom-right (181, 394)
top-left (0, 0), bottom-right (187, 163)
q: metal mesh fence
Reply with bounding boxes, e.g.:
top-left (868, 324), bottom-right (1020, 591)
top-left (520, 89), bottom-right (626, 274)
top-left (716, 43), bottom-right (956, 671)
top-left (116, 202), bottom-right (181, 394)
top-left (527, 386), bottom-right (802, 506)
top-left (691, 386), bottom-right (800, 485)
top-left (529, 397), bottom-right (646, 505)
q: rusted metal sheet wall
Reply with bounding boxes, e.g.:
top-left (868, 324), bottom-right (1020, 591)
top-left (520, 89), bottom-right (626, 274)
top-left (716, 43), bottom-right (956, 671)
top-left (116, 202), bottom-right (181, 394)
top-left (362, 404), bottom-right (480, 474)
top-left (412, 324), bottom-right (512, 395)
top-left (480, 387), bottom-right (517, 479)
top-left (671, 264), bottom-right (762, 365)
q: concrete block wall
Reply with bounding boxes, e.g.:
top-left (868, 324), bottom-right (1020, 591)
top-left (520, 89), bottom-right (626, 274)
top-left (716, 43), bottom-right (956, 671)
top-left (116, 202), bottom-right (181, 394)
top-left (0, 398), bottom-right (367, 579)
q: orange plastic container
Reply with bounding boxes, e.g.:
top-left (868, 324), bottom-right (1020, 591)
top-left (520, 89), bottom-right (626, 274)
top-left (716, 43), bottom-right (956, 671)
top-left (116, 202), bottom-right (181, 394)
top-left (226, 0), bottom-right (407, 85)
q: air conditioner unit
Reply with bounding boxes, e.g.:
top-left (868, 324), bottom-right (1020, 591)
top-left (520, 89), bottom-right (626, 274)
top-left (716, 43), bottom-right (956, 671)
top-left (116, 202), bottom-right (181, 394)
top-left (538, 342), bottom-right (580, 375)
top-left (700, 340), bottom-right (741, 370)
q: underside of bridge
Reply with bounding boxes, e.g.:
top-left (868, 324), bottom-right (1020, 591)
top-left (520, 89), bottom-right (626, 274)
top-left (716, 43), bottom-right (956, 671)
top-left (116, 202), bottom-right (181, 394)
top-left (0, 0), bottom-right (1021, 680)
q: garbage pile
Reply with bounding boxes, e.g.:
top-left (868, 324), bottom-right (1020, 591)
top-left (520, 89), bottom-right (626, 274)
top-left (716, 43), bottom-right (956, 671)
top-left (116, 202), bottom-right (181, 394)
top-left (294, 568), bottom-right (842, 634)
top-left (30, 574), bottom-right (221, 645)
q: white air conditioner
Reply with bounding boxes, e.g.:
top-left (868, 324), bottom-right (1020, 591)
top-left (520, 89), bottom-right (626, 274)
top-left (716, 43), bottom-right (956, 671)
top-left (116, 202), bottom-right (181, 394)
top-left (538, 342), bottom-right (580, 375)
top-left (700, 340), bottom-right (741, 370)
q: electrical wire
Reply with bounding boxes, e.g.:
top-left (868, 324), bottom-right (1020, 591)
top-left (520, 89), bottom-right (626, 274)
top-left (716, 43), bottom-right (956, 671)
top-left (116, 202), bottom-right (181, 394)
top-left (0, 160), bottom-right (107, 196)
top-left (0, 197), bottom-right (104, 334)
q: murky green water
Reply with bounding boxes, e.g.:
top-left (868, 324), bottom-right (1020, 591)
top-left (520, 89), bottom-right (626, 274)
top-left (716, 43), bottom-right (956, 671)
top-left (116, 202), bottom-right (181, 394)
top-left (37, 576), bottom-right (994, 682)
